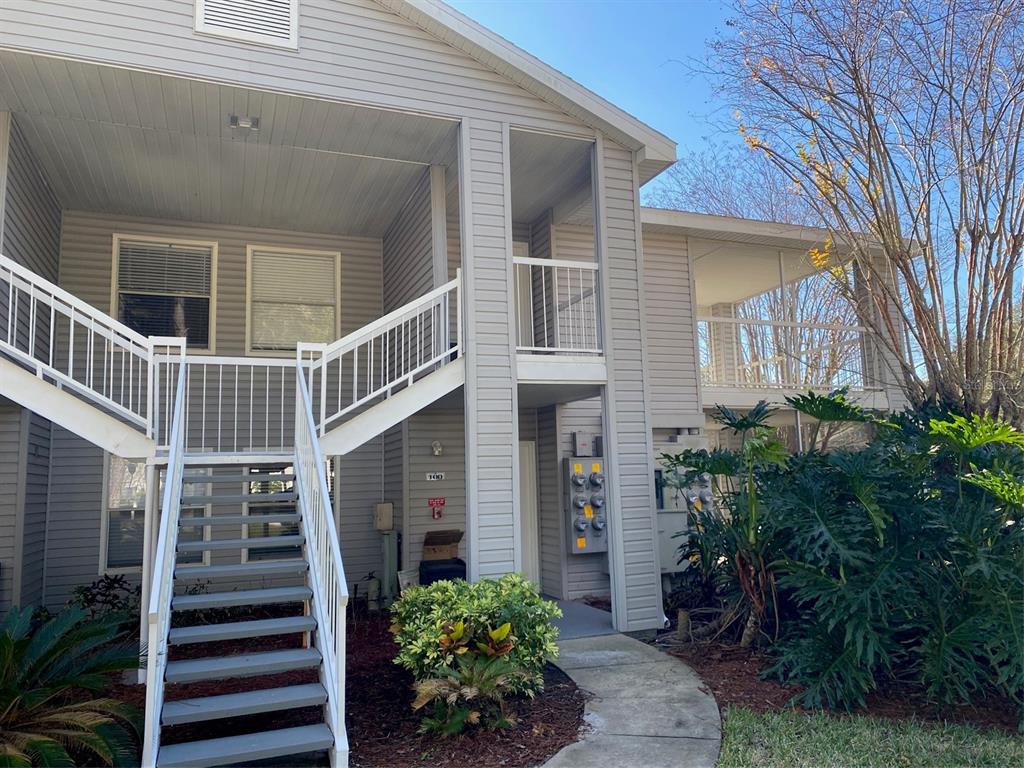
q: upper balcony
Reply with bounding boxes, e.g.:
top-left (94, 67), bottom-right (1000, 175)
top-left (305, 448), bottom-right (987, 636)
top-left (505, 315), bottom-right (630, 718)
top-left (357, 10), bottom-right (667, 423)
top-left (690, 226), bottom-right (890, 412)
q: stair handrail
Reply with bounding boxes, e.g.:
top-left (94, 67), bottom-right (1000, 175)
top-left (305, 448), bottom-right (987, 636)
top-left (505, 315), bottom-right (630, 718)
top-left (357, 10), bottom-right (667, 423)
top-left (294, 364), bottom-right (349, 762)
top-left (299, 270), bottom-right (461, 435)
top-left (0, 254), bottom-right (186, 435)
top-left (141, 360), bottom-right (188, 768)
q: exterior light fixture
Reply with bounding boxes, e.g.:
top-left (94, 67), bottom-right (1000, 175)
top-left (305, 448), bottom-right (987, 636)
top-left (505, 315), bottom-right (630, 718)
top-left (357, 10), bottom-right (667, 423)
top-left (228, 115), bottom-right (260, 132)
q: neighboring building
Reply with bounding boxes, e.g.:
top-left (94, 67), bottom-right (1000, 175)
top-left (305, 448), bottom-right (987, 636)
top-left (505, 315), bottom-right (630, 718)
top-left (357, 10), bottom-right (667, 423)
top-left (0, 2), bottom-right (899, 765)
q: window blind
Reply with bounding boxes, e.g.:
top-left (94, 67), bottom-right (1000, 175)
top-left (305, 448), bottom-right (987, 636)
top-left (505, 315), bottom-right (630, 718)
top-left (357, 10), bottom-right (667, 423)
top-left (250, 249), bottom-right (338, 349)
top-left (118, 241), bottom-right (212, 297)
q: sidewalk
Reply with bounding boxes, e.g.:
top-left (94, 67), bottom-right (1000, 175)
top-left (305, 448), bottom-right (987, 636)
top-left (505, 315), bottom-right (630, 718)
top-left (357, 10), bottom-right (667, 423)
top-left (544, 633), bottom-right (721, 768)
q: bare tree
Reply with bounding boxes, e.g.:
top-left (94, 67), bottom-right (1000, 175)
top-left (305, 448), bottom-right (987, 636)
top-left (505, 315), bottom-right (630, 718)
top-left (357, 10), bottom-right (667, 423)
top-left (646, 144), bottom-right (820, 225)
top-left (704, 0), bottom-right (1024, 423)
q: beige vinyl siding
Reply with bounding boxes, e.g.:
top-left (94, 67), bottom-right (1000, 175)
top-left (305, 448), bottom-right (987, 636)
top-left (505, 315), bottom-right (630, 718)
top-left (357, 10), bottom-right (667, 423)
top-left (643, 231), bottom-right (702, 425)
top-left (405, 406), bottom-right (466, 573)
top-left (536, 405), bottom-right (564, 598)
top-left (44, 425), bottom-right (105, 607)
top-left (552, 224), bottom-right (596, 263)
top-left (1, 113), bottom-right (62, 609)
top-left (20, 413), bottom-right (51, 605)
top-left (462, 118), bottom-right (517, 578)
top-left (383, 167), bottom-right (433, 312)
top-left (0, 0), bottom-right (589, 138)
top-left (0, 405), bottom-right (23, 611)
top-left (599, 140), bottom-right (662, 630)
top-left (335, 438), bottom-right (386, 591)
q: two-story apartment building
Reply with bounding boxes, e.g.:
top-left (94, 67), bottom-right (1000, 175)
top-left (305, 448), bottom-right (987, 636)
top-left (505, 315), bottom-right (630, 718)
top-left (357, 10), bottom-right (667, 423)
top-left (0, 1), bottom-right (897, 765)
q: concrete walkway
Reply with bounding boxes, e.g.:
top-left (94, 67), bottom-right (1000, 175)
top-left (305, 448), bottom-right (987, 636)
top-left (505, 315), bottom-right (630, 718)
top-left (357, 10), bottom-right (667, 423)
top-left (544, 633), bottom-right (721, 768)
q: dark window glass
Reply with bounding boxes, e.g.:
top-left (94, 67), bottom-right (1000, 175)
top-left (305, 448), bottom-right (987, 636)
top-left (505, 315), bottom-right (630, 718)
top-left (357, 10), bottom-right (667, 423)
top-left (119, 294), bottom-right (210, 346)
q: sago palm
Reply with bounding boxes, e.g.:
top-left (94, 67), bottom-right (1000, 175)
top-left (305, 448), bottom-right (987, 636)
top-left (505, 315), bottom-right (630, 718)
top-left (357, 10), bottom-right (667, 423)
top-left (0, 606), bottom-right (142, 767)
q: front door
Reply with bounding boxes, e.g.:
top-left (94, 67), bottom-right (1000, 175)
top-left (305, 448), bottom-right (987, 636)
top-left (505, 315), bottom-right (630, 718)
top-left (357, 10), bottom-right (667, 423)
top-left (518, 441), bottom-right (541, 584)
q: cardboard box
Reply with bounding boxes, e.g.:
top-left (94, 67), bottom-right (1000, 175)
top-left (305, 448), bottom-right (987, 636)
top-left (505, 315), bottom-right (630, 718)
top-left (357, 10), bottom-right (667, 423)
top-left (422, 529), bottom-right (463, 561)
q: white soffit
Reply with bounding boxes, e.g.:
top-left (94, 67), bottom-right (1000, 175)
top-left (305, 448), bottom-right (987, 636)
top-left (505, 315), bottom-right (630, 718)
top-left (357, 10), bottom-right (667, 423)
top-left (377, 0), bottom-right (677, 178)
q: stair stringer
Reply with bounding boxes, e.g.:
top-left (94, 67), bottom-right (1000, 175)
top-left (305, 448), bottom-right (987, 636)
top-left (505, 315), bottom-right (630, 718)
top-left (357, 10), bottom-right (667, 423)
top-left (0, 357), bottom-right (155, 458)
top-left (319, 356), bottom-right (464, 456)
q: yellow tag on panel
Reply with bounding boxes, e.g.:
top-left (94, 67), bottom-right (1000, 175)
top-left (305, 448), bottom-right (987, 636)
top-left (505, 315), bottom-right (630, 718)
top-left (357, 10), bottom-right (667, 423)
top-left (584, 505), bottom-right (593, 518)
top-left (576, 537), bottom-right (587, 549)
top-left (573, 463), bottom-right (582, 473)
top-left (592, 463), bottom-right (600, 473)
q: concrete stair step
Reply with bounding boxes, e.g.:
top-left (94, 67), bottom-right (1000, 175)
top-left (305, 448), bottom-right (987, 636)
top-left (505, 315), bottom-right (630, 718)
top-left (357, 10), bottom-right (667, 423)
top-left (168, 615), bottom-right (316, 645)
top-left (179, 513), bottom-right (300, 527)
top-left (161, 683), bottom-right (327, 725)
top-left (177, 534), bottom-right (303, 553)
top-left (156, 723), bottom-right (334, 768)
top-left (171, 586), bottom-right (311, 611)
top-left (165, 648), bottom-right (322, 684)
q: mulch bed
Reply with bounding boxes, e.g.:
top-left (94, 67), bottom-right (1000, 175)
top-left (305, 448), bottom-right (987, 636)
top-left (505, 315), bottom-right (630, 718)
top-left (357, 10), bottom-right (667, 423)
top-left (347, 617), bottom-right (584, 768)
top-left (112, 614), bottom-right (584, 766)
top-left (652, 634), bottom-right (1021, 735)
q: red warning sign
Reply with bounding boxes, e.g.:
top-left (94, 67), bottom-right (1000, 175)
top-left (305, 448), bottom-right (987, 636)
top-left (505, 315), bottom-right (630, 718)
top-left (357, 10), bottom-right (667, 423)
top-left (429, 497), bottom-right (446, 519)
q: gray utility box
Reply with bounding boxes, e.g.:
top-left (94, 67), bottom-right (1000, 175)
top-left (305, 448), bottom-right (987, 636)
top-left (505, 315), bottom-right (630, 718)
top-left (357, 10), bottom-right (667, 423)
top-left (564, 458), bottom-right (609, 554)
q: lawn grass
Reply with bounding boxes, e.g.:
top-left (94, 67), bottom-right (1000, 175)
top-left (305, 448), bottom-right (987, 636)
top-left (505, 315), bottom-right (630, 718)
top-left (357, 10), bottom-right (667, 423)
top-left (717, 706), bottom-right (1024, 768)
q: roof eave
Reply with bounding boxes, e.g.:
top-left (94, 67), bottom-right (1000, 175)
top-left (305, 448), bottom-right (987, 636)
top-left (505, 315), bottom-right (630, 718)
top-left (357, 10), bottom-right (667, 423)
top-left (376, 0), bottom-right (678, 168)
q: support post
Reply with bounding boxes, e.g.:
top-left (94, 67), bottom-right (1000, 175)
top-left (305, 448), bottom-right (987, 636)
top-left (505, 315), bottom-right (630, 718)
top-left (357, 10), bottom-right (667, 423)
top-left (138, 461), bottom-right (159, 684)
top-left (458, 118), bottom-right (520, 581)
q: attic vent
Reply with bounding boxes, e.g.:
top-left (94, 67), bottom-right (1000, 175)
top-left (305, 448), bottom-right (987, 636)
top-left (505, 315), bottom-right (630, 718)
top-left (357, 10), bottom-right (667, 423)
top-left (195, 0), bottom-right (298, 49)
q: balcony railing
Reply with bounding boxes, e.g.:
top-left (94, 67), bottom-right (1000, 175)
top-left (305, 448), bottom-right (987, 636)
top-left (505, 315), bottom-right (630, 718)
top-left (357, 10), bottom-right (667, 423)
top-left (513, 257), bottom-right (601, 355)
top-left (698, 316), bottom-right (872, 391)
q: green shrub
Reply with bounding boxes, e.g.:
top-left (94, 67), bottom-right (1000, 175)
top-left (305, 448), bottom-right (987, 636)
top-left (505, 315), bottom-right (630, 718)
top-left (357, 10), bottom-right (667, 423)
top-left (663, 393), bottom-right (1024, 718)
top-left (69, 574), bottom-right (141, 619)
top-left (0, 605), bottom-right (142, 766)
top-left (390, 573), bottom-right (560, 695)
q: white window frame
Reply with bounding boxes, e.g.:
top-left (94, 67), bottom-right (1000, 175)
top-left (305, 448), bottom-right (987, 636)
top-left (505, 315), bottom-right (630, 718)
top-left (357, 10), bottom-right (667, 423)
top-left (110, 233), bottom-right (219, 354)
top-left (194, 0), bottom-right (299, 51)
top-left (99, 453), bottom-right (145, 575)
top-left (245, 244), bottom-right (342, 355)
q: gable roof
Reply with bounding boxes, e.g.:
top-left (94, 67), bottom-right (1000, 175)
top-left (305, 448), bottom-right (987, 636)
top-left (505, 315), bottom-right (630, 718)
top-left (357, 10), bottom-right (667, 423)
top-left (376, 0), bottom-right (677, 182)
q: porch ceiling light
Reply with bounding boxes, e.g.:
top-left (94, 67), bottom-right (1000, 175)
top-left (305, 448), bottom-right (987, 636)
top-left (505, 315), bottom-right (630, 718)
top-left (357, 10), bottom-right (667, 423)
top-left (228, 115), bottom-right (260, 133)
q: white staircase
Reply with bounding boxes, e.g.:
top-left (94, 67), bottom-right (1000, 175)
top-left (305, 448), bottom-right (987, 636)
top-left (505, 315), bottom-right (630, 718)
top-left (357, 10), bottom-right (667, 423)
top-left (146, 462), bottom-right (335, 768)
top-left (0, 254), bottom-right (465, 768)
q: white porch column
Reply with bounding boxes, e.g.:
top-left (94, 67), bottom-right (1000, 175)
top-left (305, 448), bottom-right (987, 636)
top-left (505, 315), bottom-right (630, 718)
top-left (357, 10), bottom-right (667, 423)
top-left (709, 303), bottom-right (740, 385)
top-left (853, 258), bottom-right (909, 411)
top-left (459, 118), bottom-right (521, 580)
top-left (594, 134), bottom-right (664, 633)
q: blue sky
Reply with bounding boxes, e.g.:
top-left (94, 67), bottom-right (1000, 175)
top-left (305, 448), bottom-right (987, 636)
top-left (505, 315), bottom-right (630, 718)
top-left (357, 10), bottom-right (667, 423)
top-left (447, 0), bottom-right (735, 190)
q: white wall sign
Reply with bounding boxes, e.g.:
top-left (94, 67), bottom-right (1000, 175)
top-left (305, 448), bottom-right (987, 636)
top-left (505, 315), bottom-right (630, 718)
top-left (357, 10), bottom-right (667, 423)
top-left (426, 472), bottom-right (445, 481)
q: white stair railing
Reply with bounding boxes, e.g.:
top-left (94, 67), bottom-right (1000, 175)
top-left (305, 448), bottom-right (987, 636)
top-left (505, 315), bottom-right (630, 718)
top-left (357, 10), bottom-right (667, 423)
top-left (300, 271), bottom-right (460, 436)
top-left (0, 254), bottom-right (185, 434)
top-left (141, 360), bottom-right (188, 768)
top-left (151, 354), bottom-right (300, 454)
top-left (294, 364), bottom-right (348, 765)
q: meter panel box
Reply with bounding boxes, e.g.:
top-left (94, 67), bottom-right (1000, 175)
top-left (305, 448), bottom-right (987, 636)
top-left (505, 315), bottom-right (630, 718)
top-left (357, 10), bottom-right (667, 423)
top-left (564, 458), bottom-right (609, 554)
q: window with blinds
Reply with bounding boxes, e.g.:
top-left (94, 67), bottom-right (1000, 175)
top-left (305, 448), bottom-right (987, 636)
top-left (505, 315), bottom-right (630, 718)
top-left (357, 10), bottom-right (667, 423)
top-left (248, 247), bottom-right (339, 351)
top-left (195, 0), bottom-right (299, 49)
top-left (114, 237), bottom-right (215, 349)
